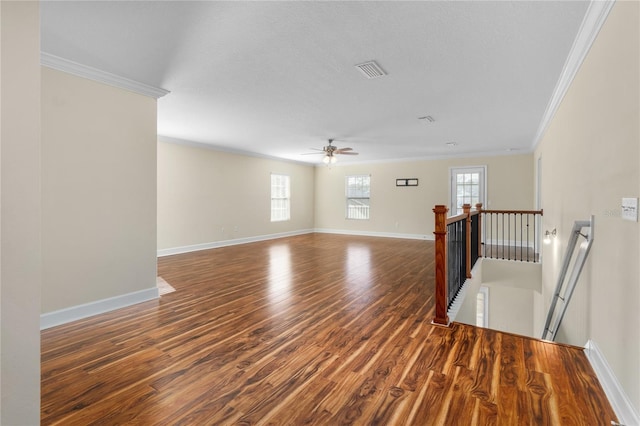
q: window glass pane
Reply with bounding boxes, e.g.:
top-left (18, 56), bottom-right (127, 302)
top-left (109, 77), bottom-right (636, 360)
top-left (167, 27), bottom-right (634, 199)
top-left (346, 175), bottom-right (371, 219)
top-left (451, 167), bottom-right (486, 215)
top-left (346, 176), bottom-right (370, 198)
top-left (271, 174), bottom-right (290, 222)
top-left (347, 199), bottom-right (370, 220)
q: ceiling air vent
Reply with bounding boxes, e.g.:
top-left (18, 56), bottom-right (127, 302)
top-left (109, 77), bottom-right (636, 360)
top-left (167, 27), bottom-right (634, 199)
top-left (418, 115), bottom-right (435, 123)
top-left (355, 60), bottom-right (387, 79)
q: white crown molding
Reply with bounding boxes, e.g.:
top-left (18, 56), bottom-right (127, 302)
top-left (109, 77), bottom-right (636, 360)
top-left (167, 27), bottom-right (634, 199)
top-left (40, 287), bottom-right (159, 330)
top-left (532, 0), bottom-right (616, 149)
top-left (41, 52), bottom-right (170, 99)
top-left (584, 339), bottom-right (640, 426)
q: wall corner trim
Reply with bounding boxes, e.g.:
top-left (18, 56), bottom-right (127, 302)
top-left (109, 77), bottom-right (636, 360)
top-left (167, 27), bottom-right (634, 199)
top-left (40, 287), bottom-right (159, 330)
top-left (531, 0), bottom-right (615, 149)
top-left (584, 339), bottom-right (640, 426)
top-left (40, 52), bottom-right (170, 99)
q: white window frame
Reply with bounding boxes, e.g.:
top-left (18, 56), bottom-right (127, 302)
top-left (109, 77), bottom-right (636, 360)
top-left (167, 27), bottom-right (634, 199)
top-left (476, 286), bottom-right (489, 328)
top-left (270, 173), bottom-right (290, 222)
top-left (345, 175), bottom-right (370, 220)
top-left (449, 166), bottom-right (487, 215)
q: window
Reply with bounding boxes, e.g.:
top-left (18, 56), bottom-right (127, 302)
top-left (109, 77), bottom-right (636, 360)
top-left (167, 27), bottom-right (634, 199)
top-left (271, 174), bottom-right (290, 222)
top-left (346, 175), bottom-right (370, 220)
top-left (476, 286), bottom-right (489, 328)
top-left (450, 166), bottom-right (486, 215)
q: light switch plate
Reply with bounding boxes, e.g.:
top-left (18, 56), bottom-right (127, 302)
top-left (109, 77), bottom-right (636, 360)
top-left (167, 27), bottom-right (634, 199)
top-left (621, 197), bottom-right (638, 222)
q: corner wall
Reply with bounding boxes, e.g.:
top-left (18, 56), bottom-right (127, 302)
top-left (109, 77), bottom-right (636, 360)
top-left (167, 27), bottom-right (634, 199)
top-left (157, 139), bottom-right (315, 252)
top-left (41, 67), bottom-right (158, 319)
top-left (314, 153), bottom-right (533, 237)
top-left (535, 0), bottom-right (639, 415)
top-left (0, 2), bottom-right (42, 423)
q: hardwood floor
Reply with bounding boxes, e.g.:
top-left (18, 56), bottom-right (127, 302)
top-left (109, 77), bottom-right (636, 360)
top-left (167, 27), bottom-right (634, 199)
top-left (41, 233), bottom-right (616, 425)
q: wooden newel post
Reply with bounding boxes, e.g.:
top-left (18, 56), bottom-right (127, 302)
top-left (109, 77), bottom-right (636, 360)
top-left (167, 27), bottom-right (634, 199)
top-left (432, 205), bottom-right (449, 326)
top-left (463, 204), bottom-right (472, 279)
top-left (475, 203), bottom-right (483, 258)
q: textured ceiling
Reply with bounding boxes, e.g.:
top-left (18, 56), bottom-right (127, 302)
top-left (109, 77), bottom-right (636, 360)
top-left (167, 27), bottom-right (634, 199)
top-left (40, 1), bottom-right (591, 164)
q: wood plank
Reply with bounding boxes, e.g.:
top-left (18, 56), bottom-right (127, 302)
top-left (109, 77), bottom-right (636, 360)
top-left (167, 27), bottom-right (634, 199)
top-left (41, 234), bottom-right (617, 425)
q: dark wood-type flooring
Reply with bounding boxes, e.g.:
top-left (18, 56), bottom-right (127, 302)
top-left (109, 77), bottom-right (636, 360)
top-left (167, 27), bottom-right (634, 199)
top-left (41, 233), bottom-right (616, 425)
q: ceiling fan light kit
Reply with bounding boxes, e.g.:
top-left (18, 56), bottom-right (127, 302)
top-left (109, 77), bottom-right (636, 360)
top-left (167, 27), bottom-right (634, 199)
top-left (306, 139), bottom-right (358, 164)
top-left (323, 155), bottom-right (337, 165)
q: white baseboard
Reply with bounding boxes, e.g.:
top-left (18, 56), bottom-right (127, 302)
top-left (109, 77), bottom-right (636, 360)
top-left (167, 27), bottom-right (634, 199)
top-left (157, 229), bottom-right (315, 257)
top-left (314, 228), bottom-right (433, 241)
top-left (40, 287), bottom-right (159, 330)
top-left (158, 229), bottom-right (432, 257)
top-left (584, 339), bottom-right (640, 426)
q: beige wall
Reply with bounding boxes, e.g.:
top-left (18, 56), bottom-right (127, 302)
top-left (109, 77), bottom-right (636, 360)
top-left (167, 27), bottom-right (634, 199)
top-left (158, 147), bottom-right (532, 248)
top-left (0, 1), bottom-right (42, 423)
top-left (157, 139), bottom-right (315, 251)
top-left (535, 0), bottom-right (639, 411)
top-left (314, 153), bottom-right (533, 237)
top-left (41, 68), bottom-right (158, 313)
top-left (455, 260), bottom-right (541, 337)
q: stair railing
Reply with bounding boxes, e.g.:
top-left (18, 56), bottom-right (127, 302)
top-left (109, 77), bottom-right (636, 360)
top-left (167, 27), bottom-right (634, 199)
top-left (481, 208), bottom-right (543, 262)
top-left (432, 203), bottom-right (542, 326)
top-left (432, 203), bottom-right (481, 325)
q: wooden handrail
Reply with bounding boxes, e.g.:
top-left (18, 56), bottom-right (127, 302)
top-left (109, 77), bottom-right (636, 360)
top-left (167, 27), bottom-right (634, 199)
top-left (482, 209), bottom-right (543, 215)
top-left (446, 212), bottom-right (468, 225)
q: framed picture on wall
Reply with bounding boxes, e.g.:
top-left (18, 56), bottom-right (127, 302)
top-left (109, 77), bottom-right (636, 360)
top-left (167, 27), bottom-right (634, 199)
top-left (396, 178), bottom-right (418, 187)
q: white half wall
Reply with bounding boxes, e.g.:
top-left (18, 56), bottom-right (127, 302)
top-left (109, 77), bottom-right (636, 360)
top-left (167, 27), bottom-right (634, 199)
top-left (41, 67), bottom-right (158, 315)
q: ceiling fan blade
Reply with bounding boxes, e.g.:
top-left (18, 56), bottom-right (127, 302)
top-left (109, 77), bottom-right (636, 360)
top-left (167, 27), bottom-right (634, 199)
top-left (337, 151), bottom-right (359, 155)
top-left (301, 152), bottom-right (325, 155)
top-left (335, 147), bottom-right (353, 153)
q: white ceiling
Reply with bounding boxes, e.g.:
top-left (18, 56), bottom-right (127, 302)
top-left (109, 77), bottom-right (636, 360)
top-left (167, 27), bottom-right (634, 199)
top-left (40, 1), bottom-right (591, 164)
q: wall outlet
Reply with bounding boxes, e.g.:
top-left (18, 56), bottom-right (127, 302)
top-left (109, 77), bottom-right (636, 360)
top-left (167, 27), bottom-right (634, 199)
top-left (621, 197), bottom-right (638, 222)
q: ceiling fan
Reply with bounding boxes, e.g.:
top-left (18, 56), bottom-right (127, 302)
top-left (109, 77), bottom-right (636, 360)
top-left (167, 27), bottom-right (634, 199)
top-left (303, 139), bottom-right (359, 164)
